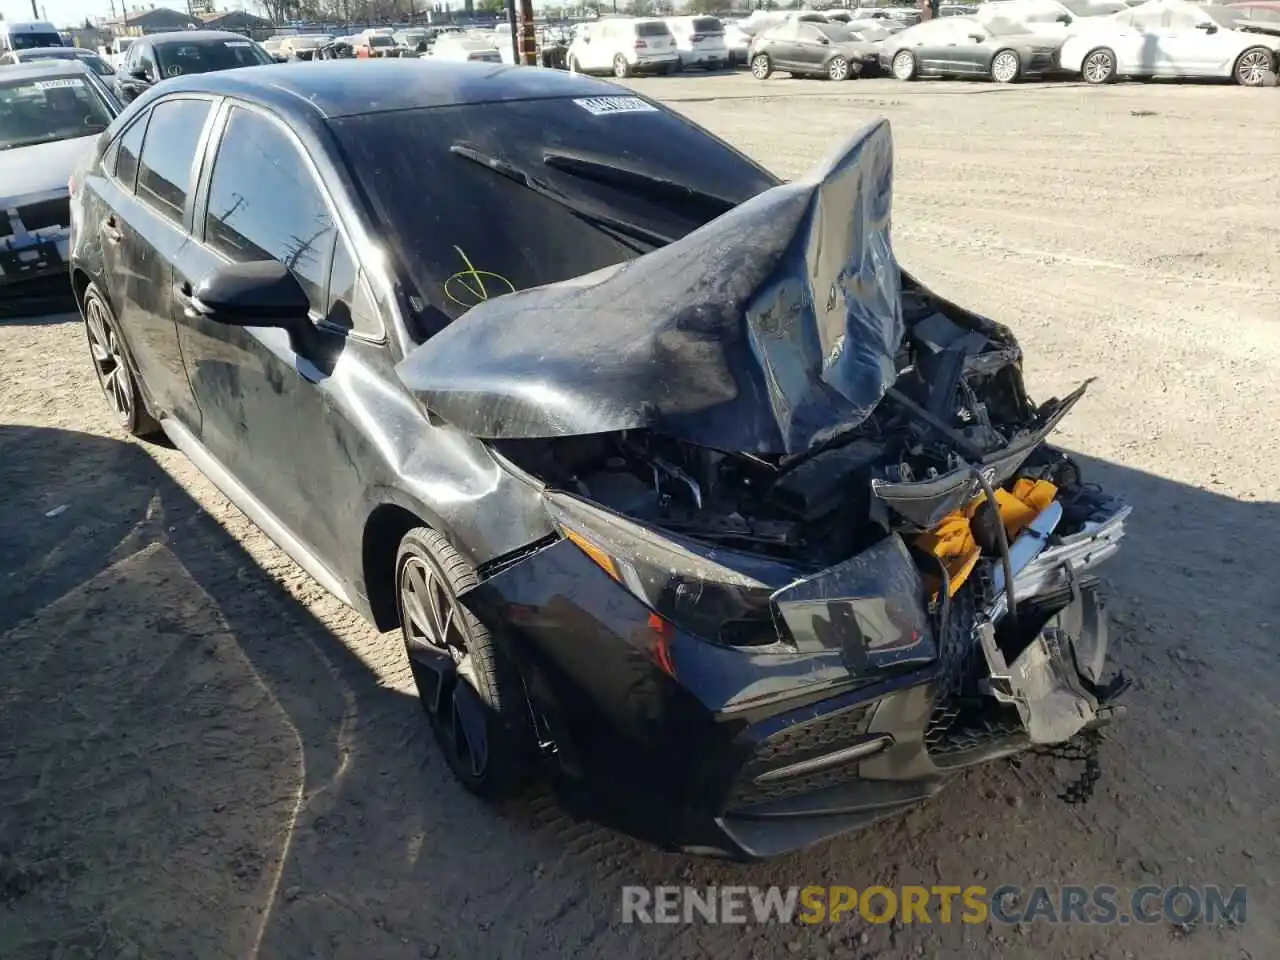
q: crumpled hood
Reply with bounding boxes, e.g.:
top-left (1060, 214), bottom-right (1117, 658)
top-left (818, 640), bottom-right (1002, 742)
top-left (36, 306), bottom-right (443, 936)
top-left (0, 135), bottom-right (97, 205)
top-left (396, 118), bottom-right (901, 456)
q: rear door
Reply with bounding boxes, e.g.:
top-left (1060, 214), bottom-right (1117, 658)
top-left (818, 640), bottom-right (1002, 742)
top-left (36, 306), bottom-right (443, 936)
top-left (94, 96), bottom-right (213, 430)
top-left (174, 101), bottom-right (388, 569)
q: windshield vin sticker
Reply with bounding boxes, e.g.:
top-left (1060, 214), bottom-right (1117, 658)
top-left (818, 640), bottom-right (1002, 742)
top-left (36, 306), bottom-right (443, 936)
top-left (33, 78), bottom-right (85, 90)
top-left (225, 40), bottom-right (252, 47)
top-left (572, 96), bottom-right (659, 117)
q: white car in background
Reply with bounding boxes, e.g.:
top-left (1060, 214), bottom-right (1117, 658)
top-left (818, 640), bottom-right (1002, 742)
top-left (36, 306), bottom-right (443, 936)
top-left (977, 0), bottom-right (1129, 38)
top-left (431, 34), bottom-right (502, 63)
top-left (665, 15), bottom-right (731, 70)
top-left (722, 20), bottom-right (753, 63)
top-left (566, 18), bottom-right (679, 77)
top-left (1059, 0), bottom-right (1280, 84)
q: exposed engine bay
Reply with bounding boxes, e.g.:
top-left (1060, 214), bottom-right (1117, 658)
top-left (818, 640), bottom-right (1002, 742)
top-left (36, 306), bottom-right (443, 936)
top-left (497, 279), bottom-right (1104, 584)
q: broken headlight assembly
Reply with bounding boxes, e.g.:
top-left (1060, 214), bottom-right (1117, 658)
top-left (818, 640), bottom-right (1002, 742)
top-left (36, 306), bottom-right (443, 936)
top-left (544, 491), bottom-right (793, 649)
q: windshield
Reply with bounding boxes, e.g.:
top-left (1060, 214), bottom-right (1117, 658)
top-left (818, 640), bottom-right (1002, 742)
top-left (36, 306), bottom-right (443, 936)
top-left (368, 35), bottom-right (394, 46)
top-left (155, 38), bottom-right (272, 75)
top-left (0, 74), bottom-right (114, 150)
top-left (9, 32), bottom-right (63, 51)
top-left (330, 97), bottom-right (775, 338)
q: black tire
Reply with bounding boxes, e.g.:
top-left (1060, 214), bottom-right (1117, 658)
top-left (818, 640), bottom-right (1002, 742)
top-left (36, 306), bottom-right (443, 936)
top-left (750, 52), bottom-right (772, 79)
top-left (396, 527), bottom-right (532, 799)
top-left (567, 54), bottom-right (580, 73)
top-left (891, 48), bottom-right (917, 81)
top-left (826, 55), bottom-right (852, 81)
top-left (81, 282), bottom-right (160, 438)
top-left (990, 48), bottom-right (1021, 83)
top-left (1234, 46), bottom-right (1275, 87)
top-left (1080, 46), bottom-right (1117, 84)
top-left (673, 57), bottom-right (685, 73)
top-left (613, 54), bottom-right (631, 78)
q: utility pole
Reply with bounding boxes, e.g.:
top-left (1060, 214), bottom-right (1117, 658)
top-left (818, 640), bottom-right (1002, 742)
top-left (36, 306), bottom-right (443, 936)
top-left (516, 0), bottom-right (534, 65)
top-left (31, 0), bottom-right (41, 18)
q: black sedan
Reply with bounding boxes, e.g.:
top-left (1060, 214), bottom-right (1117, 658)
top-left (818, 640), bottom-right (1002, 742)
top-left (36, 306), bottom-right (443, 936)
top-left (68, 60), bottom-right (1130, 859)
top-left (113, 30), bottom-right (273, 104)
top-left (749, 19), bottom-right (880, 80)
top-left (881, 16), bottom-right (1062, 82)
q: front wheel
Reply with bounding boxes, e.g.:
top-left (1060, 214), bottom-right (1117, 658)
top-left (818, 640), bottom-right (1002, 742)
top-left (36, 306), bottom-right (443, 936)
top-left (750, 52), bottom-right (772, 79)
top-left (396, 527), bottom-right (533, 799)
top-left (891, 49), bottom-right (917, 81)
top-left (1081, 47), bottom-right (1117, 84)
top-left (990, 48), bottom-right (1021, 83)
top-left (566, 54), bottom-right (580, 74)
top-left (82, 283), bottom-right (159, 438)
top-left (613, 54), bottom-right (631, 78)
top-left (827, 55), bottom-right (852, 81)
top-left (1234, 46), bottom-right (1275, 87)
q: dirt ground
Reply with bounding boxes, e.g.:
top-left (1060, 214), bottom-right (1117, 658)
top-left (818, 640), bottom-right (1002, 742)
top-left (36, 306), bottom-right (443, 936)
top-left (1, 74), bottom-right (1277, 960)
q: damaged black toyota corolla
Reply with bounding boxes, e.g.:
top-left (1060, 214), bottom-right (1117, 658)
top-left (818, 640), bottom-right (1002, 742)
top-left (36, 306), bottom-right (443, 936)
top-left (70, 62), bottom-right (1130, 859)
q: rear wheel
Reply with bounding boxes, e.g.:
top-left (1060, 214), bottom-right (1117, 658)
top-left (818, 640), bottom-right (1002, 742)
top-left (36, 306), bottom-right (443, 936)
top-left (396, 527), bottom-right (532, 799)
top-left (613, 54), bottom-right (631, 78)
top-left (827, 55), bottom-right (852, 81)
top-left (1081, 47), bottom-right (1117, 84)
top-left (750, 52), bottom-right (772, 79)
top-left (990, 48), bottom-right (1021, 83)
top-left (567, 54), bottom-right (580, 73)
top-left (82, 283), bottom-right (159, 438)
top-left (1234, 46), bottom-right (1274, 87)
top-left (891, 49), bottom-right (917, 81)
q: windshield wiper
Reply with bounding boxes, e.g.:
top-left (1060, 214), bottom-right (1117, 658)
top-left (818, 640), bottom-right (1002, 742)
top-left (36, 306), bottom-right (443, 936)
top-left (449, 143), bottom-right (674, 250)
top-left (542, 149), bottom-right (739, 219)
top-left (0, 134), bottom-right (73, 150)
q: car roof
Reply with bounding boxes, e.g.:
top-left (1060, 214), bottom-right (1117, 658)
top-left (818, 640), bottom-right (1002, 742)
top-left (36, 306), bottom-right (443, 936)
top-left (149, 60), bottom-right (639, 119)
top-left (0, 59), bottom-right (96, 81)
top-left (141, 30), bottom-right (259, 44)
top-left (14, 46), bottom-right (102, 56)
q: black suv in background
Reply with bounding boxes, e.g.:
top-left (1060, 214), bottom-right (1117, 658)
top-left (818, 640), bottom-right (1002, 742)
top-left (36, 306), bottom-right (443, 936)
top-left (114, 30), bottom-right (272, 104)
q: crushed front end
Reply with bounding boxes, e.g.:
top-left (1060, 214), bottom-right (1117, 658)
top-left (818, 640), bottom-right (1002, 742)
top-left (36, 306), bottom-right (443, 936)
top-left (397, 118), bottom-right (1132, 858)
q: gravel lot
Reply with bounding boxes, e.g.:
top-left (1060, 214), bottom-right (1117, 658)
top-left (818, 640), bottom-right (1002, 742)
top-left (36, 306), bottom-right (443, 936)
top-left (2, 74), bottom-right (1277, 960)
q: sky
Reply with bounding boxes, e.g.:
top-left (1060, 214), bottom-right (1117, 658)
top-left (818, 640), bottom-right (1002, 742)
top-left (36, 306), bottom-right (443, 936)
top-left (1, 0), bottom-right (229, 28)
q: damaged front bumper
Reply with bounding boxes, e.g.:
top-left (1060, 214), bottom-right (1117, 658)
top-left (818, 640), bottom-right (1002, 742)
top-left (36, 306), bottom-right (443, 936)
top-left (462, 480), bottom-right (1130, 860)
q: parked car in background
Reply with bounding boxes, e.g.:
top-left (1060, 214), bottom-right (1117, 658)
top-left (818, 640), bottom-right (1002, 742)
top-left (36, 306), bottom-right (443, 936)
top-left (1059, 0), bottom-right (1279, 84)
top-left (749, 19), bottom-right (880, 80)
top-left (394, 28), bottom-right (431, 54)
top-left (105, 37), bottom-right (134, 70)
top-left (1, 61), bottom-right (120, 304)
top-left (317, 38), bottom-right (356, 60)
top-left (280, 35), bottom-right (331, 61)
top-left (977, 0), bottom-right (1128, 38)
top-left (566, 18), bottom-right (680, 77)
top-left (1, 46), bottom-right (115, 77)
top-left (115, 31), bottom-right (274, 104)
top-left (431, 34), bottom-right (502, 63)
top-left (665, 16), bottom-right (732, 70)
top-left (722, 19), bottom-right (754, 63)
top-left (0, 20), bottom-right (63, 54)
top-left (882, 16), bottom-right (1061, 81)
top-left (261, 37), bottom-right (288, 60)
top-left (355, 31), bottom-right (403, 58)
top-left (1227, 0), bottom-right (1280, 35)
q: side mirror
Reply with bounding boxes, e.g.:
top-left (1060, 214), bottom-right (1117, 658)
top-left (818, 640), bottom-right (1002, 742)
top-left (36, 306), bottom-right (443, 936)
top-left (969, 33), bottom-right (987, 42)
top-left (185, 261), bottom-right (310, 327)
top-left (1057, 13), bottom-right (1073, 24)
top-left (128, 65), bottom-right (150, 82)
top-left (818, 34), bottom-right (831, 44)
top-left (1196, 21), bottom-right (1218, 32)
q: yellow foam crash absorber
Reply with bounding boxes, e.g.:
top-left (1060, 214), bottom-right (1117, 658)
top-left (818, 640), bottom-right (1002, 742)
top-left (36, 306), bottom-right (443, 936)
top-left (915, 478), bottom-right (1058, 598)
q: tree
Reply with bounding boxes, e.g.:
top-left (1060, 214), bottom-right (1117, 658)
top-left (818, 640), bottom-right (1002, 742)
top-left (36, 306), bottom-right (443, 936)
top-left (629, 0), bottom-right (653, 14)
top-left (476, 0), bottom-right (503, 12)
top-left (685, 0), bottom-right (718, 12)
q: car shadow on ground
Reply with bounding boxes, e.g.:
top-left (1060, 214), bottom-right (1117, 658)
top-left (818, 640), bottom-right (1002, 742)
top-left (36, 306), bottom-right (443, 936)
top-left (1, 426), bottom-right (1275, 959)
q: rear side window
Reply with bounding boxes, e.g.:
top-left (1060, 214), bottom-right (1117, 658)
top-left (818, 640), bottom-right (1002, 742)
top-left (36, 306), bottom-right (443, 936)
top-left (136, 98), bottom-right (211, 225)
top-left (113, 110), bottom-right (150, 192)
top-left (203, 106), bottom-right (338, 312)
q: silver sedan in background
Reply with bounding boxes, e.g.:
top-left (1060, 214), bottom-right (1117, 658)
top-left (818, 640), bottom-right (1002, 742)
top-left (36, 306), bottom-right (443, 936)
top-left (881, 16), bottom-right (1063, 81)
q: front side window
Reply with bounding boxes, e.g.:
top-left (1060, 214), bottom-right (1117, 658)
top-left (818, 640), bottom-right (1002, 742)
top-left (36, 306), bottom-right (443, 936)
top-left (0, 73), bottom-right (115, 151)
top-left (203, 107), bottom-right (338, 312)
top-left (136, 98), bottom-right (211, 224)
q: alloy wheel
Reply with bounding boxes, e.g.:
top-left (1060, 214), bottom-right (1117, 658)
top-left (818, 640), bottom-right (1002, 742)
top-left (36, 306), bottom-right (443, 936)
top-left (1082, 49), bottom-right (1114, 84)
top-left (85, 297), bottom-right (134, 424)
top-left (991, 50), bottom-right (1019, 83)
top-left (399, 554), bottom-right (488, 778)
top-left (892, 50), bottom-right (915, 81)
top-left (828, 56), bottom-right (850, 81)
top-left (1236, 48), bottom-right (1273, 87)
top-left (751, 53), bottom-right (770, 79)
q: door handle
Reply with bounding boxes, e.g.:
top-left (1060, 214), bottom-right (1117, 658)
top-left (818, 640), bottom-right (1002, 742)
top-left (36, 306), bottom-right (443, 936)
top-left (172, 281), bottom-right (208, 319)
top-left (100, 217), bottom-right (122, 244)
